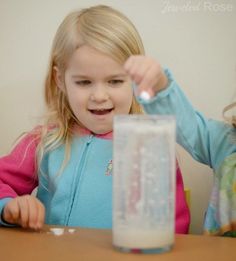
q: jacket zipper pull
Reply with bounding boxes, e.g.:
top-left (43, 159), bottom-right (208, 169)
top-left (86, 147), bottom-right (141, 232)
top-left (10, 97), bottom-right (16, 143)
top-left (87, 134), bottom-right (93, 145)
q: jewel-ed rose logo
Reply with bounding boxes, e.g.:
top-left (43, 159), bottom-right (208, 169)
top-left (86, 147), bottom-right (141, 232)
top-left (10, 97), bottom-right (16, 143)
top-left (161, 0), bottom-right (233, 14)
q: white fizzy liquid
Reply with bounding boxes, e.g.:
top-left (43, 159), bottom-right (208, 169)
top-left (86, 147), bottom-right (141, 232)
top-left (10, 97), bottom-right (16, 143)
top-left (113, 227), bottom-right (174, 249)
top-left (113, 115), bottom-right (176, 251)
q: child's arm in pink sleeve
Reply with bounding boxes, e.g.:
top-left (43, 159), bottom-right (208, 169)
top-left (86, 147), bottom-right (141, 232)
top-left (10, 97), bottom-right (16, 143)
top-left (0, 132), bottom-right (39, 199)
top-left (0, 131), bottom-right (40, 226)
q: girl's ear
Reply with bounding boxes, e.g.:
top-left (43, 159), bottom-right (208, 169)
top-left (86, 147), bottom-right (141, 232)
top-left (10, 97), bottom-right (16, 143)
top-left (53, 66), bottom-right (64, 91)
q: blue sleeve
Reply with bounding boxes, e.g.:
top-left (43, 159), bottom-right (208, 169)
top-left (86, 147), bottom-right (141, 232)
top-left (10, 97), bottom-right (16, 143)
top-left (0, 197), bottom-right (16, 227)
top-left (138, 69), bottom-right (236, 171)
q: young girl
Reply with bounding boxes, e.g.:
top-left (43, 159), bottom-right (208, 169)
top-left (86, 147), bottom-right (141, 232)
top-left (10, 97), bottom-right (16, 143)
top-left (125, 56), bottom-right (236, 236)
top-left (0, 5), bottom-right (190, 232)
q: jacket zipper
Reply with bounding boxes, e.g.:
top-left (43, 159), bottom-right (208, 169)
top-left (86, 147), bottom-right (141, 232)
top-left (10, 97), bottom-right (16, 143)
top-left (65, 135), bottom-right (93, 225)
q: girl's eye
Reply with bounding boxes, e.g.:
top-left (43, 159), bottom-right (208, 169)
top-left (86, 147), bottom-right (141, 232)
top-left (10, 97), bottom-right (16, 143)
top-left (75, 80), bottom-right (91, 86)
top-left (109, 79), bottom-right (124, 85)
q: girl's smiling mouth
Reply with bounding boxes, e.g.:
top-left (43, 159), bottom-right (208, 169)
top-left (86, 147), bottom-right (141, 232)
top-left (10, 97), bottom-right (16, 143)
top-left (89, 108), bottom-right (113, 115)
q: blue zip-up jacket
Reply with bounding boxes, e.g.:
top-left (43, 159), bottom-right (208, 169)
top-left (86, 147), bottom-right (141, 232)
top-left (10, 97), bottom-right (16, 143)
top-left (38, 134), bottom-right (113, 227)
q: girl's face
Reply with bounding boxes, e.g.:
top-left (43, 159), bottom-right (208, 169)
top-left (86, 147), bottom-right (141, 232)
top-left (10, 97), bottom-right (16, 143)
top-left (57, 45), bottom-right (133, 134)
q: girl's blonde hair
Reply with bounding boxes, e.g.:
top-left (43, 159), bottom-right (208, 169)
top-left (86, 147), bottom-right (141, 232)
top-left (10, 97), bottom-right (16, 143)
top-left (36, 5), bottom-right (145, 172)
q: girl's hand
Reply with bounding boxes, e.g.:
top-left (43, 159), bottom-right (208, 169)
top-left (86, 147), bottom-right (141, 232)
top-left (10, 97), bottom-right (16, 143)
top-left (124, 55), bottom-right (168, 99)
top-left (2, 195), bottom-right (45, 230)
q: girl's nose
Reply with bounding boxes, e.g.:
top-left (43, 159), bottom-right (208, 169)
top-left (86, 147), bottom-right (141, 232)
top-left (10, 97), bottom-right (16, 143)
top-left (90, 85), bottom-right (109, 102)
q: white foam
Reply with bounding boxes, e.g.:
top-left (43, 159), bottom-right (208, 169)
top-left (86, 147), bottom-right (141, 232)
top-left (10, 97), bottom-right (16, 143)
top-left (113, 228), bottom-right (174, 248)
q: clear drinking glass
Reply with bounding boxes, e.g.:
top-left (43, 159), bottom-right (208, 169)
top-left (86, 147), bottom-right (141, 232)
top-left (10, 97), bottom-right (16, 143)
top-left (113, 115), bottom-right (176, 254)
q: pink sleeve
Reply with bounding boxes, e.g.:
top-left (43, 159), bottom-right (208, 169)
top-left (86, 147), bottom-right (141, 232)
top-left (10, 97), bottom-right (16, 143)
top-left (175, 161), bottom-right (190, 234)
top-left (0, 132), bottom-right (39, 199)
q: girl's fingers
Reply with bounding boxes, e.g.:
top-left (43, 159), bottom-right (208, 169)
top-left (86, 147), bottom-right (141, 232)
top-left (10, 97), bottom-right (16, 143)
top-left (132, 62), bottom-right (152, 85)
top-left (3, 199), bottom-right (20, 224)
top-left (125, 56), bottom-right (148, 79)
top-left (21, 196), bottom-right (45, 230)
top-left (3, 196), bottom-right (45, 230)
top-left (17, 196), bottom-right (30, 228)
top-left (124, 56), bottom-right (162, 97)
top-left (28, 197), bottom-right (39, 229)
top-left (138, 63), bottom-right (161, 92)
top-left (36, 201), bottom-right (45, 230)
